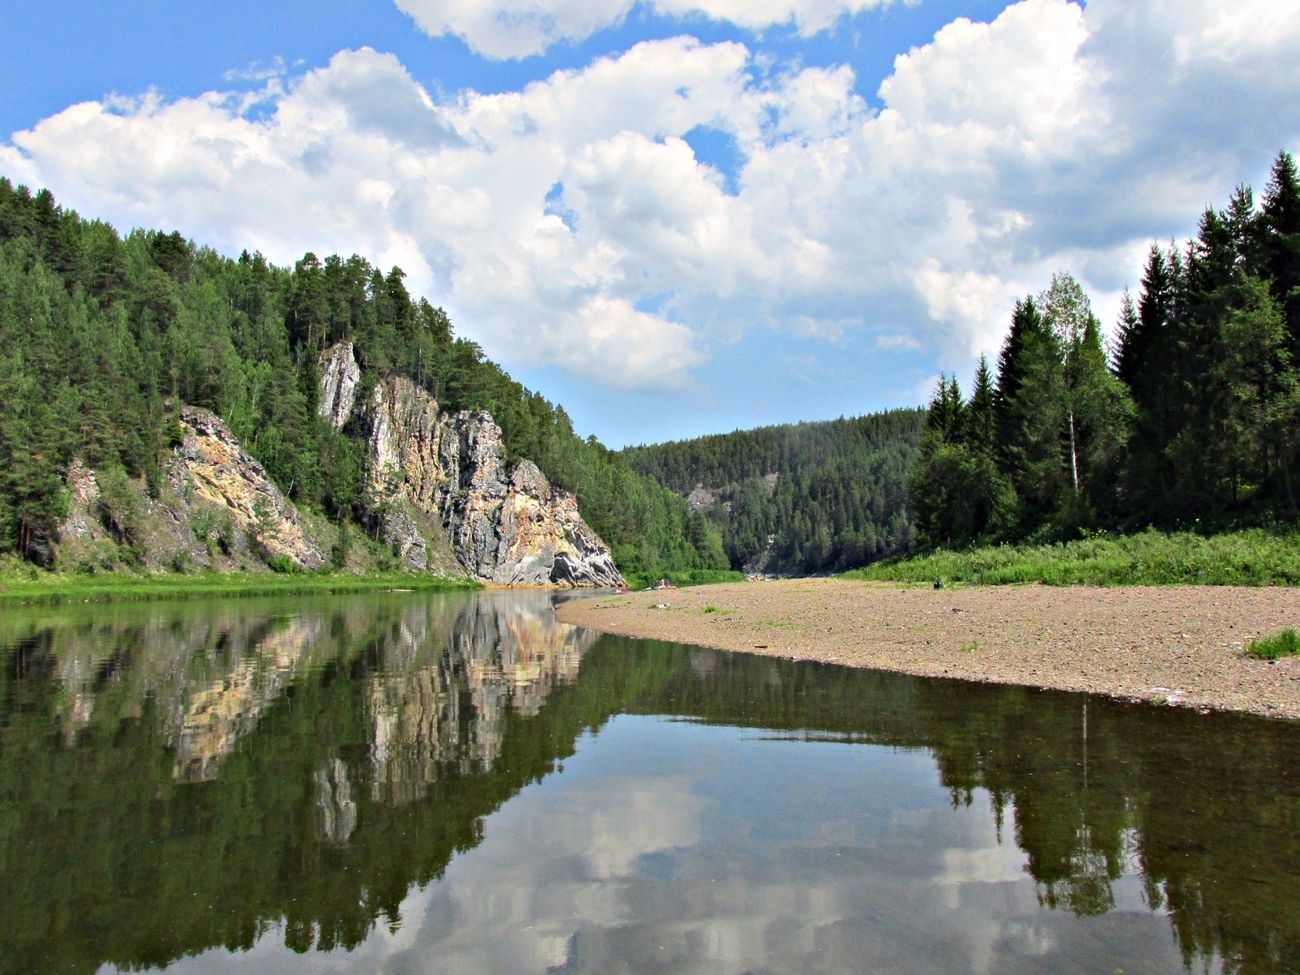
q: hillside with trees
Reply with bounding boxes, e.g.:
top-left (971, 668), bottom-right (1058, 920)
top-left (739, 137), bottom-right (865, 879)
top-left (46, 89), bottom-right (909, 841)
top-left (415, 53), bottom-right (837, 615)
top-left (621, 410), bottom-right (924, 574)
top-left (912, 150), bottom-right (1300, 545)
top-left (0, 177), bottom-right (727, 580)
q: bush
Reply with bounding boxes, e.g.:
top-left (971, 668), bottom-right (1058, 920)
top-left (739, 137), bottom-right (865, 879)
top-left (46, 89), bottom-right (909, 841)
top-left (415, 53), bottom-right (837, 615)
top-left (266, 554), bottom-right (300, 574)
top-left (330, 521), bottom-right (351, 570)
top-left (96, 466), bottom-right (140, 544)
top-left (190, 508), bottom-right (218, 552)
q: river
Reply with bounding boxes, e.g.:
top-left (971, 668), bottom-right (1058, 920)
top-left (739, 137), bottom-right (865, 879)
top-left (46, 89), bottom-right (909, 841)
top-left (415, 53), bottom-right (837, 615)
top-left (0, 590), bottom-right (1296, 974)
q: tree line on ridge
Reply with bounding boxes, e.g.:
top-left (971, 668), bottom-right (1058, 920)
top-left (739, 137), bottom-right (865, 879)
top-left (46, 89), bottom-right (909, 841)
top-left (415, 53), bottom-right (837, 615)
top-left (621, 410), bottom-right (924, 575)
top-left (0, 177), bottom-right (728, 578)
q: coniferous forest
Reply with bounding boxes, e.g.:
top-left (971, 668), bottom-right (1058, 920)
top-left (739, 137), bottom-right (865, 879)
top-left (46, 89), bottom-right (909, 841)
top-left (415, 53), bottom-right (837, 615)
top-left (0, 177), bottom-right (728, 579)
top-left (910, 150), bottom-right (1300, 546)
top-left (2, 151), bottom-right (1297, 580)
top-left (621, 411), bottom-right (924, 575)
top-left (622, 151), bottom-right (1300, 571)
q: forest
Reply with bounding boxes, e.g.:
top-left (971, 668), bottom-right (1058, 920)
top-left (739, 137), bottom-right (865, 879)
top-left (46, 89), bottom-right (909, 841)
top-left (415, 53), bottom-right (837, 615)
top-left (0, 177), bottom-right (728, 579)
top-left (621, 410), bottom-right (924, 574)
top-left (910, 150), bottom-right (1300, 546)
top-left (4, 150), bottom-right (1295, 581)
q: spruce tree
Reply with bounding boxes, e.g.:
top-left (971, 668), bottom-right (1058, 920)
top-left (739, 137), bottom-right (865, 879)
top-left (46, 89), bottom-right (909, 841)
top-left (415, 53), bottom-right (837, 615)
top-left (1257, 150), bottom-right (1300, 358)
top-left (1119, 245), bottom-right (1180, 521)
top-left (1069, 315), bottom-right (1133, 521)
top-left (961, 355), bottom-right (998, 458)
top-left (996, 296), bottom-right (1066, 527)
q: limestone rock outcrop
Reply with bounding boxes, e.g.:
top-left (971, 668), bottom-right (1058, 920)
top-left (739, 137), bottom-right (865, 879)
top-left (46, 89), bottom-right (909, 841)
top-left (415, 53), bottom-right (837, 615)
top-left (55, 407), bottom-right (327, 572)
top-left (321, 343), bottom-right (623, 587)
top-left (319, 341), bottom-right (362, 431)
top-left (178, 406), bottom-right (326, 569)
top-left (437, 415), bottom-right (623, 586)
top-left (52, 344), bottom-right (619, 586)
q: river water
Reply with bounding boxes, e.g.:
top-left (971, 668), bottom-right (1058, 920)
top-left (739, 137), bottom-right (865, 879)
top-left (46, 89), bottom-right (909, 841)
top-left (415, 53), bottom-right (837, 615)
top-left (0, 590), bottom-right (1296, 974)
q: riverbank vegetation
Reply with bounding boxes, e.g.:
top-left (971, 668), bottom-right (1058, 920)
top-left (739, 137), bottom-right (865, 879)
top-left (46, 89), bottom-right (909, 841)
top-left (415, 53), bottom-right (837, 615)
top-left (627, 153), bottom-right (1300, 581)
top-left (844, 527), bottom-right (1300, 587)
top-left (0, 563), bottom-right (480, 606)
top-left (911, 151), bottom-right (1300, 548)
top-left (620, 567), bottom-right (746, 591)
top-left (0, 177), bottom-right (727, 581)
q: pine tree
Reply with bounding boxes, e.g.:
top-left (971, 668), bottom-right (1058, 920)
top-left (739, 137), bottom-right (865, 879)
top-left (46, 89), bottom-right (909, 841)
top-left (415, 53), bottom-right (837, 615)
top-left (1119, 245), bottom-right (1181, 521)
top-left (960, 355), bottom-right (998, 458)
top-left (996, 296), bottom-right (1066, 526)
top-left (1256, 150), bottom-right (1300, 358)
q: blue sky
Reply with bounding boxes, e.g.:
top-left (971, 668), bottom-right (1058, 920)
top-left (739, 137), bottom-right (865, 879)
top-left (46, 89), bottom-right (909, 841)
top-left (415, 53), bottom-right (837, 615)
top-left (3, 1), bottom-right (1298, 447)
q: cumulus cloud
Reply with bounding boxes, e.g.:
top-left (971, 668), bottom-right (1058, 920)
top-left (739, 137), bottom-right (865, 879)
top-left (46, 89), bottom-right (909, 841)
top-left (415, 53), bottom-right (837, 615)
top-left (5, 0), bottom-right (1299, 394)
top-left (393, 0), bottom-right (898, 59)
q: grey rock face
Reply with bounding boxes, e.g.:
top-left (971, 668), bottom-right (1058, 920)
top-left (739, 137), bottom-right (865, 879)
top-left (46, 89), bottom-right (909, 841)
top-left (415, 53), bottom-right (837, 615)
top-left (331, 350), bottom-right (622, 587)
top-left (319, 342), bottom-right (362, 430)
top-left (178, 406), bottom-right (326, 570)
top-left (55, 408), bottom-right (327, 573)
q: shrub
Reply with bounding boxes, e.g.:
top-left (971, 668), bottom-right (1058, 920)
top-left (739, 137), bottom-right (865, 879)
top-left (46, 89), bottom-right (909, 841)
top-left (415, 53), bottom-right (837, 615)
top-left (190, 508), bottom-right (218, 551)
top-left (266, 554), bottom-right (299, 574)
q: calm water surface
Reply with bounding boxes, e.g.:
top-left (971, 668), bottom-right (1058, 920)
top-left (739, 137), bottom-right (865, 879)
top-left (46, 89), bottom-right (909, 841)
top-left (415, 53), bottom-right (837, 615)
top-left (0, 590), bottom-right (1296, 974)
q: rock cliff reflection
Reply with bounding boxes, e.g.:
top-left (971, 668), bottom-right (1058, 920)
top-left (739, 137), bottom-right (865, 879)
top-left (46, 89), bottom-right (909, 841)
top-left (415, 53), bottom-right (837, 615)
top-left (0, 591), bottom-right (1296, 974)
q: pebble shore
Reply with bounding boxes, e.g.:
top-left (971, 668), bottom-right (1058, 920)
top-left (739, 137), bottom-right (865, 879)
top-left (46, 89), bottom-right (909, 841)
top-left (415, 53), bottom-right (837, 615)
top-left (556, 578), bottom-right (1300, 720)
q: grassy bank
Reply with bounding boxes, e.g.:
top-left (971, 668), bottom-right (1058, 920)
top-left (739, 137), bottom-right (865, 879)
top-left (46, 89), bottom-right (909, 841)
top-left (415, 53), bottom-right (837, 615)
top-left (843, 528), bottom-right (1300, 587)
top-left (0, 567), bottom-right (481, 606)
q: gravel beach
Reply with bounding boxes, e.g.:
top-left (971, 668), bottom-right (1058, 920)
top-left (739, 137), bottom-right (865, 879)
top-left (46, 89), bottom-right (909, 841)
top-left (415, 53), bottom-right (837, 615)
top-left (555, 578), bottom-right (1300, 720)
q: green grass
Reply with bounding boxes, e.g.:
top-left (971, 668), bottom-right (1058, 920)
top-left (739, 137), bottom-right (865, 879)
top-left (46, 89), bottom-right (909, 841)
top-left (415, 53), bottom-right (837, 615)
top-left (622, 568), bottom-right (746, 590)
top-left (843, 528), bottom-right (1300, 587)
top-left (0, 568), bottom-right (481, 606)
top-left (1245, 629), bottom-right (1300, 660)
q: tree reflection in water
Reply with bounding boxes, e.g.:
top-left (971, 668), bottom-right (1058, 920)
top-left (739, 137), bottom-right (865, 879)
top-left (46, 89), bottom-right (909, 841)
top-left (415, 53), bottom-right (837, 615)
top-left (0, 591), bottom-right (1295, 973)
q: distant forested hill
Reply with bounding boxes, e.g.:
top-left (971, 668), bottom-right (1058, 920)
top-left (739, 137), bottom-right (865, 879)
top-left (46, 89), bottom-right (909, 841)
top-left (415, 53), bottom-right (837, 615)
top-left (0, 177), bottom-right (727, 577)
top-left (621, 410), bottom-right (925, 574)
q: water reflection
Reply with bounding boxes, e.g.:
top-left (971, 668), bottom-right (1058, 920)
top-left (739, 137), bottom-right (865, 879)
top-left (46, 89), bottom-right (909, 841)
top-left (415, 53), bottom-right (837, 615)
top-left (0, 592), bottom-right (1296, 974)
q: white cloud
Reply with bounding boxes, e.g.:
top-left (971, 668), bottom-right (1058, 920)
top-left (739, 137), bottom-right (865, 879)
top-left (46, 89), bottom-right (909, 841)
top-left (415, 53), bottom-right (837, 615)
top-left (222, 56), bottom-right (299, 83)
top-left (876, 333), bottom-right (921, 352)
top-left (5, 0), bottom-right (1300, 397)
top-left (394, 0), bottom-right (898, 59)
top-left (913, 260), bottom-right (1028, 360)
top-left (394, 0), bottom-right (633, 60)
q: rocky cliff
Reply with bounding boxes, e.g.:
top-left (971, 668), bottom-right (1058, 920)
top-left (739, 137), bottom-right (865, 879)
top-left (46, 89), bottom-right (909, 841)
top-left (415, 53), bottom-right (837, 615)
top-left (57, 407), bottom-right (326, 573)
top-left (53, 347), bottom-right (621, 586)
top-left (320, 342), bottom-right (623, 587)
top-left (178, 406), bottom-right (326, 569)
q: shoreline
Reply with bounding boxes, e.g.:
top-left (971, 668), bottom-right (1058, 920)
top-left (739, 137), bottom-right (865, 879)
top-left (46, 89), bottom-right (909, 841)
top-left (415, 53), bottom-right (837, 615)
top-left (0, 570), bottom-right (480, 606)
top-left (555, 578), bottom-right (1300, 721)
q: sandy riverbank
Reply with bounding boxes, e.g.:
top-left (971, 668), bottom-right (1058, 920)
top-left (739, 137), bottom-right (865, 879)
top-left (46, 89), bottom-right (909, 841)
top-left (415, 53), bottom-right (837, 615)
top-left (555, 578), bottom-right (1300, 720)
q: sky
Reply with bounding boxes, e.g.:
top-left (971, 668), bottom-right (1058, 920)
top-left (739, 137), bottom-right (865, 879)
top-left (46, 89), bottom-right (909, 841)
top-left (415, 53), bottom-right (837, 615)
top-left (3, 1), bottom-right (1299, 448)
